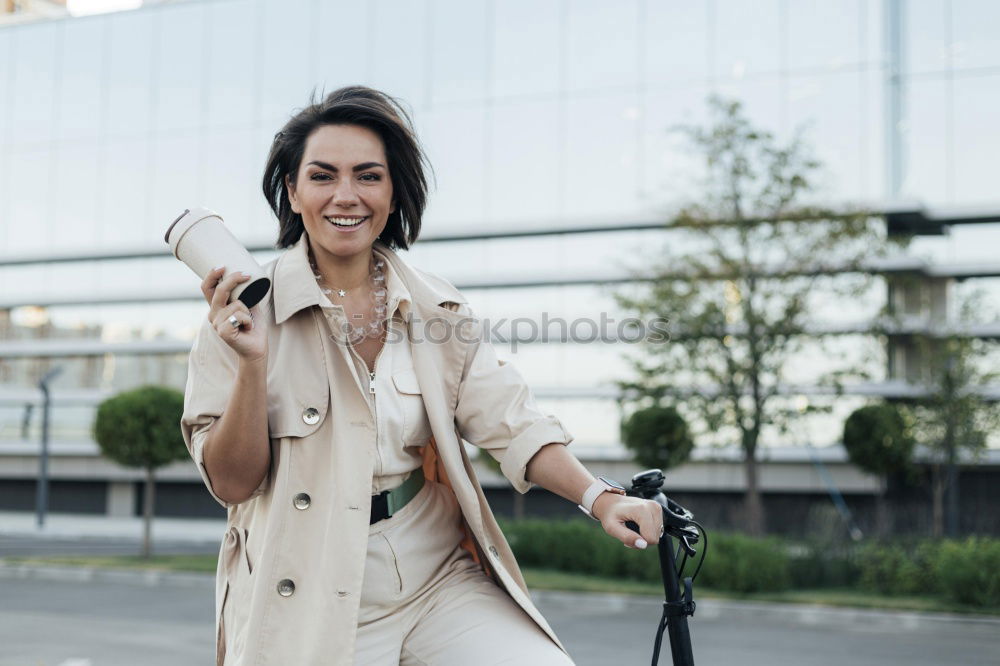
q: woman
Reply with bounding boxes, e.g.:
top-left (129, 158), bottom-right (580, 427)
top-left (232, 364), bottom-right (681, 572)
top-left (181, 86), bottom-right (664, 666)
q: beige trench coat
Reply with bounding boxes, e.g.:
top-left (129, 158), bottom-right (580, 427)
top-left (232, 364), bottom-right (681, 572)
top-left (180, 236), bottom-right (575, 665)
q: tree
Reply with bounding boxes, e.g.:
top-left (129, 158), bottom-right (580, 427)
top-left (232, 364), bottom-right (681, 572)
top-left (620, 404), bottom-right (694, 472)
top-left (93, 385), bottom-right (188, 558)
top-left (842, 402), bottom-right (915, 538)
top-left (907, 293), bottom-right (1000, 538)
top-left (614, 96), bottom-right (890, 536)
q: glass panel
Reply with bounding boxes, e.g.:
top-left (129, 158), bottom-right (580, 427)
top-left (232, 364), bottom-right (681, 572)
top-left (949, 223), bottom-right (1000, 265)
top-left (487, 98), bottom-right (561, 226)
top-left (786, 0), bottom-right (864, 71)
top-left (861, 0), bottom-right (884, 66)
top-left (712, 77), bottom-right (784, 140)
top-left (641, 86), bottom-right (711, 214)
top-left (314, 0), bottom-right (371, 93)
top-left (200, 128), bottom-right (259, 239)
top-left (205, 0), bottom-right (256, 131)
top-left (250, 127), bottom-right (282, 242)
top-left (148, 131), bottom-right (203, 247)
top-left (56, 18), bottom-right (105, 142)
top-left (952, 0), bottom-right (1000, 69)
top-left (106, 10), bottom-right (155, 139)
top-left (6, 147), bottom-right (52, 253)
top-left (904, 0), bottom-right (948, 74)
top-left (713, 0), bottom-right (782, 79)
top-left (492, 0), bottom-right (560, 99)
top-left (563, 91), bottom-right (642, 220)
top-left (644, 2), bottom-right (710, 87)
top-left (9, 23), bottom-right (58, 148)
top-left (46, 264), bottom-right (99, 310)
top-left (0, 265), bottom-right (48, 302)
top-left (51, 139), bottom-right (102, 253)
top-left (153, 2), bottom-right (209, 135)
top-left (369, 0), bottom-right (428, 110)
top-left (899, 78), bottom-right (948, 204)
top-left (565, 0), bottom-right (639, 93)
top-left (419, 105), bottom-right (487, 227)
top-left (429, 0), bottom-right (489, 105)
top-left (0, 28), bottom-right (10, 145)
top-left (786, 72), bottom-right (868, 203)
top-left (99, 136), bottom-right (149, 248)
top-left (953, 74), bottom-right (1000, 204)
top-left (256, 0), bottom-right (314, 126)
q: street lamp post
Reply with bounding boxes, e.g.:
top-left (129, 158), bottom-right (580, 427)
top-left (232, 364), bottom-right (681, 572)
top-left (36, 366), bottom-right (63, 529)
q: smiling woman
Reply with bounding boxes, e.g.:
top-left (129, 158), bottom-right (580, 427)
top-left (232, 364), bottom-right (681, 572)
top-left (182, 85), bottom-right (662, 666)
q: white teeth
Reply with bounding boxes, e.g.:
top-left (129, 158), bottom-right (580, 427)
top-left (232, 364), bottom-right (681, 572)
top-left (325, 216), bottom-right (366, 227)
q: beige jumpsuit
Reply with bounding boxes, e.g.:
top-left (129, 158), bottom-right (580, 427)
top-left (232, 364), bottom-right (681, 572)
top-left (317, 254), bottom-right (574, 666)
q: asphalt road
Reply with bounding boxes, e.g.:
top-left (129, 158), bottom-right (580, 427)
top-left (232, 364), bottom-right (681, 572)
top-left (1, 576), bottom-right (997, 666)
top-left (0, 535), bottom-right (218, 558)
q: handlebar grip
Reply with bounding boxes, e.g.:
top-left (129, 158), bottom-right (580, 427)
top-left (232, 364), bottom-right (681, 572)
top-left (625, 519), bottom-right (640, 534)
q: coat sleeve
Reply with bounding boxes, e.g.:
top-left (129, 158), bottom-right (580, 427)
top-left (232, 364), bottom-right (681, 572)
top-left (450, 303), bottom-right (574, 494)
top-left (180, 317), bottom-right (268, 509)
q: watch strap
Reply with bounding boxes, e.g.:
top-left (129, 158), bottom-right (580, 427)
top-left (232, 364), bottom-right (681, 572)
top-left (577, 477), bottom-right (626, 520)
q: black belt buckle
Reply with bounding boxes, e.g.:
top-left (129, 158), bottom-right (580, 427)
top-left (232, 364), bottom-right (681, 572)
top-left (370, 490), bottom-right (390, 525)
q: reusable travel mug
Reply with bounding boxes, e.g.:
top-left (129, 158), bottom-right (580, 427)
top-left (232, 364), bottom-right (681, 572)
top-left (165, 207), bottom-right (271, 308)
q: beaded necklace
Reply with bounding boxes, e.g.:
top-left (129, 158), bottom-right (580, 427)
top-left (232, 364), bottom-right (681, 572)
top-left (309, 250), bottom-right (388, 344)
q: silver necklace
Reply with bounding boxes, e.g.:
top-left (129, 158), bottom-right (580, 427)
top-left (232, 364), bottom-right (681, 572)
top-left (310, 252), bottom-right (389, 344)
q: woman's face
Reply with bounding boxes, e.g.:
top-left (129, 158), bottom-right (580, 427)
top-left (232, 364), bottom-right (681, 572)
top-left (286, 123), bottom-right (395, 261)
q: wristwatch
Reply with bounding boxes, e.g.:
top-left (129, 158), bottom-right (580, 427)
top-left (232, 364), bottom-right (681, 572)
top-left (577, 475), bottom-right (627, 520)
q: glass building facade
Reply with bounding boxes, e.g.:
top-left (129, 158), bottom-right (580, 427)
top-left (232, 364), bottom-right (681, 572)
top-left (0, 1), bottom-right (998, 499)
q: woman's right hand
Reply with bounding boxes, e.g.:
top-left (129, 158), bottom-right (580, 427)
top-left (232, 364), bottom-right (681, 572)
top-left (202, 266), bottom-right (267, 363)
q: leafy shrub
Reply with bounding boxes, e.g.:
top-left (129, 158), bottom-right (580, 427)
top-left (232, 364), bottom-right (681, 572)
top-left (499, 518), bottom-right (1000, 608)
top-left (934, 537), bottom-right (1000, 607)
top-left (788, 543), bottom-right (860, 589)
top-left (696, 532), bottom-right (791, 593)
top-left (502, 519), bottom-right (788, 593)
top-left (858, 541), bottom-right (939, 596)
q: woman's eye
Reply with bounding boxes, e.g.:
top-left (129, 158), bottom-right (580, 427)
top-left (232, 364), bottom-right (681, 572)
top-left (360, 173), bottom-right (380, 181)
top-left (310, 173), bottom-right (331, 181)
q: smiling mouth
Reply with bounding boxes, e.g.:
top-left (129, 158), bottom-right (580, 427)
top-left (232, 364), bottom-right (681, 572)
top-left (324, 215), bottom-right (368, 228)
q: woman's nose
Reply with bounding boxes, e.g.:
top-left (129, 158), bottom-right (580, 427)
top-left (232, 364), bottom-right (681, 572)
top-left (331, 178), bottom-right (359, 205)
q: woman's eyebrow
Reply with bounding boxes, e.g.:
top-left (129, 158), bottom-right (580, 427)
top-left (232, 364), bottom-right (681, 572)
top-left (307, 160), bottom-right (386, 172)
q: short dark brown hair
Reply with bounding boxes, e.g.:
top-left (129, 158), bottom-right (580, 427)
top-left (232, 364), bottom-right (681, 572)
top-left (262, 86), bottom-right (433, 250)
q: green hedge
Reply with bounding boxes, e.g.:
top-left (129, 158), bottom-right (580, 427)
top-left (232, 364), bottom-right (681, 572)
top-left (498, 519), bottom-right (789, 594)
top-left (497, 518), bottom-right (1000, 608)
top-left (934, 538), bottom-right (1000, 607)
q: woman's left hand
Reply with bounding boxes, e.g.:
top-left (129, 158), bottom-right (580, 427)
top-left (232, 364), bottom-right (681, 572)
top-left (592, 493), bottom-right (664, 550)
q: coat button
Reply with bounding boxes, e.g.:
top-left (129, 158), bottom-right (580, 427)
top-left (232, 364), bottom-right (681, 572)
top-left (302, 407), bottom-right (320, 425)
top-left (277, 579), bottom-right (296, 597)
top-left (293, 493), bottom-right (311, 510)
top-left (489, 545), bottom-right (499, 559)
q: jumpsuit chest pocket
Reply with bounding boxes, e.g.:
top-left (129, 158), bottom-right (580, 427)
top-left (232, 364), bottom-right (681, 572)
top-left (391, 367), bottom-right (433, 447)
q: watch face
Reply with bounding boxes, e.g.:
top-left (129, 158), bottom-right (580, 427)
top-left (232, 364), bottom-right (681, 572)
top-left (598, 475), bottom-right (626, 492)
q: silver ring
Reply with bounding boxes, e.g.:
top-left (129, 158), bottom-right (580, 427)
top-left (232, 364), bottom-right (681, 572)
top-left (228, 314), bottom-right (240, 329)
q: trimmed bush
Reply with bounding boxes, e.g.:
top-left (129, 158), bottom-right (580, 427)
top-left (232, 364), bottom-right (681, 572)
top-left (620, 405), bottom-right (694, 471)
top-left (842, 403), bottom-right (915, 478)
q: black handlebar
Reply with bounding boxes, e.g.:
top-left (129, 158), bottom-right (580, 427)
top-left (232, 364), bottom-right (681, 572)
top-left (623, 469), bottom-right (705, 666)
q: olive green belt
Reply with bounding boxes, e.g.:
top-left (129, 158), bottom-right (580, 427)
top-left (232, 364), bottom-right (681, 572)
top-left (369, 467), bottom-right (425, 524)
